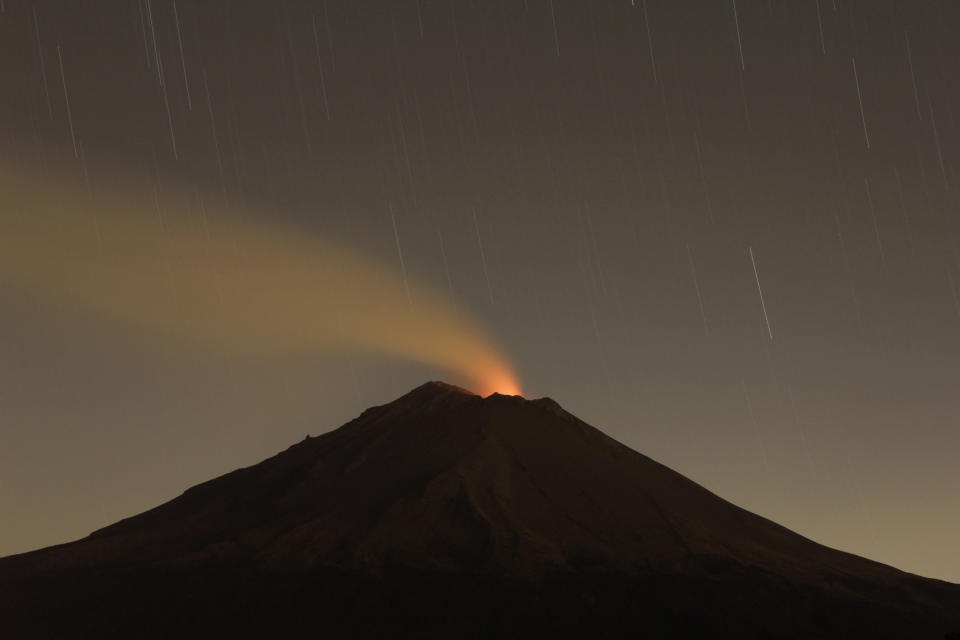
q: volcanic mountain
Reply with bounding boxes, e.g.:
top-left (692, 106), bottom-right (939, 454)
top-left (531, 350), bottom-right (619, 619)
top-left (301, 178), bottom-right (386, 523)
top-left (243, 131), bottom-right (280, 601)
top-left (2, 381), bottom-right (958, 638)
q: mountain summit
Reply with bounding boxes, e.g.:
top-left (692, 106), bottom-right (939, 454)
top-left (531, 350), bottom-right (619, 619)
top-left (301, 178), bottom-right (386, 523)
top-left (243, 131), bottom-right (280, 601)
top-left (2, 381), bottom-right (958, 638)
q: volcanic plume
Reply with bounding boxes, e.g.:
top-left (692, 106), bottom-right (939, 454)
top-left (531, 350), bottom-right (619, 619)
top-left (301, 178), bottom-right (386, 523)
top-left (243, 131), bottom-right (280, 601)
top-left (0, 165), bottom-right (520, 396)
top-left (1, 381), bottom-right (957, 638)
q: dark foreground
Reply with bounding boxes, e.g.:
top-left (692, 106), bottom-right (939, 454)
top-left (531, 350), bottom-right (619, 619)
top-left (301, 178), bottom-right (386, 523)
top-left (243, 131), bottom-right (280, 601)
top-left (4, 565), bottom-right (958, 638)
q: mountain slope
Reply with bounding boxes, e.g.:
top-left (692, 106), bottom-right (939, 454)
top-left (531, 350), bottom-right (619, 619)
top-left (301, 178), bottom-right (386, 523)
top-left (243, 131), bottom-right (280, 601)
top-left (1, 381), bottom-right (958, 638)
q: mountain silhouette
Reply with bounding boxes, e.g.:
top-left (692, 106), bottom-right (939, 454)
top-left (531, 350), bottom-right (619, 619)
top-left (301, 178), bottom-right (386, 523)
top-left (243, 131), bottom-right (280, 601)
top-left (2, 381), bottom-right (958, 638)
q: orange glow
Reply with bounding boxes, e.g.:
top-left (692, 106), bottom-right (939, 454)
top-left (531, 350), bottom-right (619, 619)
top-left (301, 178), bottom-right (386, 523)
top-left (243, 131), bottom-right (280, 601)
top-left (474, 368), bottom-right (524, 397)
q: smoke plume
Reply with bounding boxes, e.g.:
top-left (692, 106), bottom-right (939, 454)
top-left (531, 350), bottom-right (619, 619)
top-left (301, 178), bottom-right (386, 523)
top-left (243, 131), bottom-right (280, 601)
top-left (0, 166), bottom-right (521, 397)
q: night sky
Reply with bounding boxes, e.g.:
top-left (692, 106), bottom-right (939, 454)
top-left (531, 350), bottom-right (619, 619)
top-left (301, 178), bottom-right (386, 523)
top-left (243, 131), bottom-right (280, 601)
top-left (1, 0), bottom-right (959, 583)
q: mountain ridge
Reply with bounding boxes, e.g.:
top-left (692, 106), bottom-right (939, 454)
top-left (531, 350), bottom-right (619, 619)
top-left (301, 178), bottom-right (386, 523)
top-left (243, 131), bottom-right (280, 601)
top-left (1, 380), bottom-right (958, 638)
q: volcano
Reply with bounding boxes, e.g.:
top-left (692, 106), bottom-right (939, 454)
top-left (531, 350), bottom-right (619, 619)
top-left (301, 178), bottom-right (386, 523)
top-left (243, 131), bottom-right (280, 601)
top-left (2, 381), bottom-right (958, 638)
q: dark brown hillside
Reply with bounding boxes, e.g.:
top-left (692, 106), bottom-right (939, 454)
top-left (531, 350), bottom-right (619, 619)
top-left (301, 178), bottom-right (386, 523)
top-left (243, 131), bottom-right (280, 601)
top-left (1, 381), bottom-right (958, 638)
